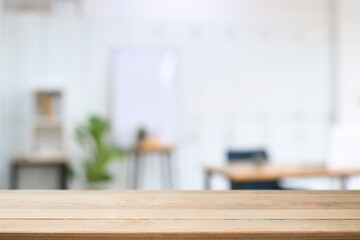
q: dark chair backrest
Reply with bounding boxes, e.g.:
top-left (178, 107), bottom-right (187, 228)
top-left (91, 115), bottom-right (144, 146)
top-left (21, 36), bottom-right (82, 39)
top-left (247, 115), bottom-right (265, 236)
top-left (227, 150), bottom-right (268, 163)
top-left (227, 149), bottom-right (281, 190)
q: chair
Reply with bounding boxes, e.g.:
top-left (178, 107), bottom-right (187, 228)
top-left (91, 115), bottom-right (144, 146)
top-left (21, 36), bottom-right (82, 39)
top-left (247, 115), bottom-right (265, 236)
top-left (227, 150), bottom-right (282, 189)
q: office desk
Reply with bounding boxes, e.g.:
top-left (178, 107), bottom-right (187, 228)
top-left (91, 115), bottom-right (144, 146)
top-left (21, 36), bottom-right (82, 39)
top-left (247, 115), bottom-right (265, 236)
top-left (1, 190), bottom-right (360, 239)
top-left (10, 154), bottom-right (68, 189)
top-left (204, 164), bottom-right (360, 189)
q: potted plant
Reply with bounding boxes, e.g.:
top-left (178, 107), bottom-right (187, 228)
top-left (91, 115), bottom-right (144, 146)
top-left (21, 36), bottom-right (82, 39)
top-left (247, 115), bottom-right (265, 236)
top-left (75, 115), bottom-right (125, 189)
top-left (136, 125), bottom-right (148, 144)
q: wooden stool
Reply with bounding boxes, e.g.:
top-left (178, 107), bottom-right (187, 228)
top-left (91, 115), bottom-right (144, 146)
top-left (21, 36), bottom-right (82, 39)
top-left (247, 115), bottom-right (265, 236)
top-left (128, 146), bottom-right (174, 189)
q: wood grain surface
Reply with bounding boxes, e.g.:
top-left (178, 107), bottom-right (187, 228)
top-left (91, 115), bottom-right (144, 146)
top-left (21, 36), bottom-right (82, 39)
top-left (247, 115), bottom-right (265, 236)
top-left (13, 154), bottom-right (67, 165)
top-left (0, 190), bottom-right (360, 239)
top-left (205, 164), bottom-right (360, 182)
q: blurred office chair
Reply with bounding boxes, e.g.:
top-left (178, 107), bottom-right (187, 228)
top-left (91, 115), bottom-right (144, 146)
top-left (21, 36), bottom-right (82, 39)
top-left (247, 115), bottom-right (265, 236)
top-left (327, 125), bottom-right (360, 189)
top-left (227, 150), bottom-right (282, 189)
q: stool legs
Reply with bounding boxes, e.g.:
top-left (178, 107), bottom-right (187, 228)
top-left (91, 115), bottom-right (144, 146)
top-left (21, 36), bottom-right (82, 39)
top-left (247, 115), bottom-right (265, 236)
top-left (133, 152), bottom-right (140, 189)
top-left (132, 152), bottom-right (174, 190)
top-left (164, 152), bottom-right (173, 189)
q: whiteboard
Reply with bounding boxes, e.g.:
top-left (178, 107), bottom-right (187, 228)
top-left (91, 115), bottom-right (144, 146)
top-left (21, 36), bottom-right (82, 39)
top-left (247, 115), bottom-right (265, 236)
top-left (112, 49), bottom-right (178, 147)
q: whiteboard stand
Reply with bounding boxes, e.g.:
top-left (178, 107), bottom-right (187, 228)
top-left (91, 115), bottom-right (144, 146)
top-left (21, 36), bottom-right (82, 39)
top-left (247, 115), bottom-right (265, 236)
top-left (112, 49), bottom-right (179, 189)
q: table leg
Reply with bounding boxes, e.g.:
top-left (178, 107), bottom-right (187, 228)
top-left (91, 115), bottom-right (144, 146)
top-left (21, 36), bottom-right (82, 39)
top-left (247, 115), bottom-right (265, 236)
top-left (165, 152), bottom-right (173, 189)
top-left (133, 152), bottom-right (140, 189)
top-left (161, 153), bottom-right (167, 189)
top-left (10, 164), bottom-right (18, 189)
top-left (126, 155), bottom-right (133, 189)
top-left (204, 170), bottom-right (212, 190)
top-left (340, 176), bottom-right (347, 190)
top-left (60, 164), bottom-right (67, 189)
top-left (170, 152), bottom-right (178, 189)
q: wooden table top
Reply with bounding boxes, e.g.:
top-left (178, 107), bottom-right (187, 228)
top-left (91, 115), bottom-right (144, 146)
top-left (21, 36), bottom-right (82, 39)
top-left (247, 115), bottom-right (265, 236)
top-left (1, 190), bottom-right (360, 239)
top-left (205, 164), bottom-right (360, 182)
top-left (133, 145), bottom-right (173, 153)
top-left (13, 154), bottom-right (67, 165)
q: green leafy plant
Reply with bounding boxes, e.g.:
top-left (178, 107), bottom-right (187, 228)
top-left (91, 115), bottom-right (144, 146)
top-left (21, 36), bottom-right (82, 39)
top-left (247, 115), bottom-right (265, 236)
top-left (76, 115), bottom-right (125, 185)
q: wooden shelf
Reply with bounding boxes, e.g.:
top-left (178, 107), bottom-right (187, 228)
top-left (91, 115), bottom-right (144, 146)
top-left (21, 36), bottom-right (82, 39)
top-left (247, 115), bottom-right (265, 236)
top-left (34, 122), bottom-right (62, 129)
top-left (30, 89), bottom-right (65, 154)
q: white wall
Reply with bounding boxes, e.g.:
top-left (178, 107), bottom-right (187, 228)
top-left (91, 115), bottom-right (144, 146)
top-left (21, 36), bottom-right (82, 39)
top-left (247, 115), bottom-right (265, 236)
top-left (0, 0), bottom-right (4, 186)
top-left (83, 0), bottom-right (326, 26)
top-left (337, 0), bottom-right (360, 123)
top-left (1, 0), bottom-right (333, 189)
top-left (329, 0), bottom-right (360, 189)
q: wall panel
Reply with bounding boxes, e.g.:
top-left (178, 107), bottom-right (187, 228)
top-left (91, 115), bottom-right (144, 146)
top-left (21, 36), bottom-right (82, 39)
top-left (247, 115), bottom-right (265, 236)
top-left (1, 0), bottom-right (332, 189)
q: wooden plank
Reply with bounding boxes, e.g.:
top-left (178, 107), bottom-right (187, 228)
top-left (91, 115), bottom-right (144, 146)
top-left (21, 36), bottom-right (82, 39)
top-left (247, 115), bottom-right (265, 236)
top-left (1, 220), bottom-right (360, 239)
top-left (2, 209), bottom-right (360, 220)
top-left (1, 191), bottom-right (360, 210)
top-left (2, 233), bottom-right (360, 240)
top-left (1, 191), bottom-right (360, 239)
top-left (205, 165), bottom-right (360, 182)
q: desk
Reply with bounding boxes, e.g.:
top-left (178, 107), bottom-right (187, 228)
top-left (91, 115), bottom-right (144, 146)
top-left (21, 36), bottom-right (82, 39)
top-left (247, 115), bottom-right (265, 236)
top-left (204, 164), bottom-right (360, 189)
top-left (10, 154), bottom-right (68, 189)
top-left (1, 190), bottom-right (360, 239)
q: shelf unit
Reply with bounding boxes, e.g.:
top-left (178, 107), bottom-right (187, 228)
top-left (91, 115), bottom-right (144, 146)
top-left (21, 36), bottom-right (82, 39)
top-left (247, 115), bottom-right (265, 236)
top-left (30, 90), bottom-right (65, 155)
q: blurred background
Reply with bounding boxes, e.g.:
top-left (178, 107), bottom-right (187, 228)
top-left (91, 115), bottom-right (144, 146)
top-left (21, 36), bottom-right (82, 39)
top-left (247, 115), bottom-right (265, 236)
top-left (1, 0), bottom-right (360, 190)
